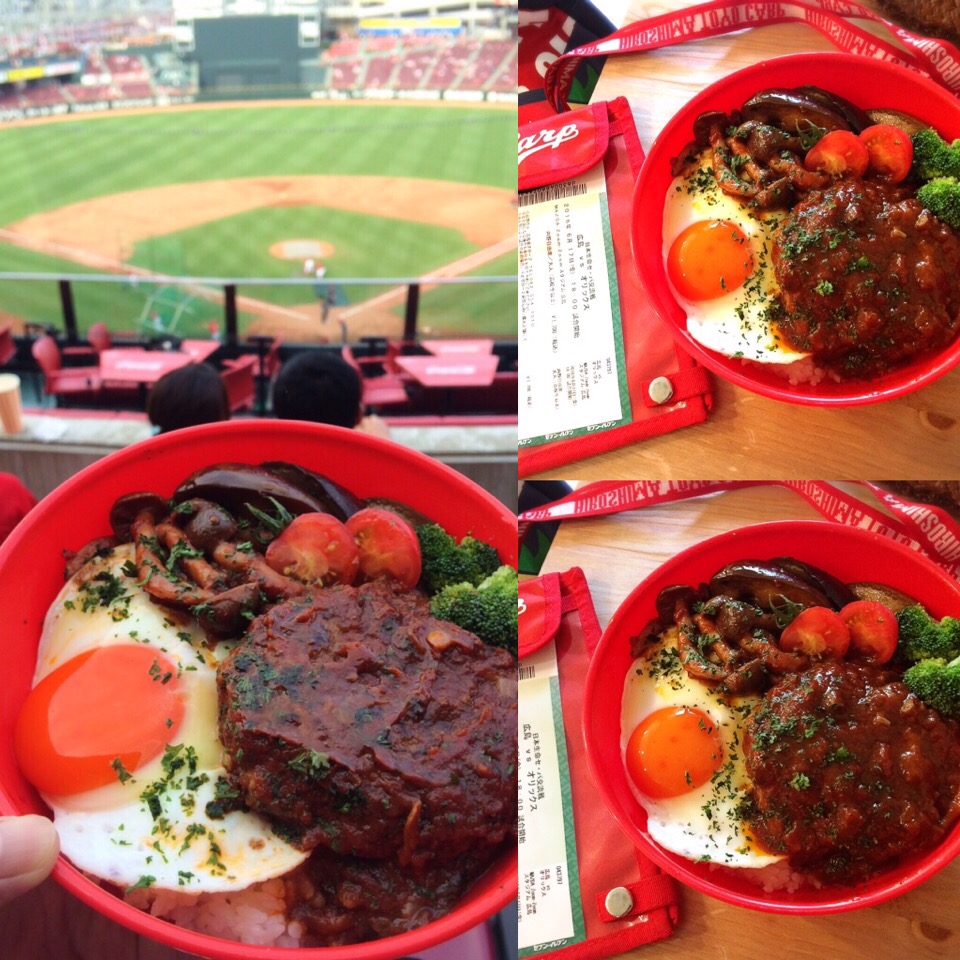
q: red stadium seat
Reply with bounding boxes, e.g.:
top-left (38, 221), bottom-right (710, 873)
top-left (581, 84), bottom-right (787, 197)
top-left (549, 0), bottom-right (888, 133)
top-left (63, 322), bottom-right (112, 359)
top-left (32, 335), bottom-right (102, 405)
top-left (0, 324), bottom-right (15, 367)
top-left (220, 354), bottom-right (257, 413)
top-left (342, 345), bottom-right (410, 411)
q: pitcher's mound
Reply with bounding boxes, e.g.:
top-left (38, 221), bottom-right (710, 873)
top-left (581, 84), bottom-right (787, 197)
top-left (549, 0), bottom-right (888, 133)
top-left (270, 239), bottom-right (336, 261)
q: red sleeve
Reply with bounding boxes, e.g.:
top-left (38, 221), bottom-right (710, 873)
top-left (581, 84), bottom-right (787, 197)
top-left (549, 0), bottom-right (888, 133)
top-left (0, 473), bottom-right (37, 544)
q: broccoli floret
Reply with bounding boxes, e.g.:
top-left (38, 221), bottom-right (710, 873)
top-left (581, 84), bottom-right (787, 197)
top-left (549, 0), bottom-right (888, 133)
top-left (429, 565), bottom-right (518, 655)
top-left (911, 128), bottom-right (960, 181)
top-left (896, 604), bottom-right (960, 662)
top-left (903, 656), bottom-right (960, 719)
top-left (916, 177), bottom-right (960, 230)
top-left (416, 522), bottom-right (501, 594)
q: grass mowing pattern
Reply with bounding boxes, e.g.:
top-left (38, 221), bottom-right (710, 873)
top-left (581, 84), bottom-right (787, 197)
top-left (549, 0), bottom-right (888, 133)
top-left (0, 103), bottom-right (516, 336)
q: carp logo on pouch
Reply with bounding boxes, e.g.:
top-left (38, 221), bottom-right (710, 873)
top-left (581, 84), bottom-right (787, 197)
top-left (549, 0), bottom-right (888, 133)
top-left (518, 122), bottom-right (580, 165)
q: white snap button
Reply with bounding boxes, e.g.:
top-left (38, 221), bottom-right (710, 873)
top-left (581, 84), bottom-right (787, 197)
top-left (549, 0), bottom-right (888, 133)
top-left (604, 886), bottom-right (634, 918)
top-left (648, 376), bottom-right (674, 404)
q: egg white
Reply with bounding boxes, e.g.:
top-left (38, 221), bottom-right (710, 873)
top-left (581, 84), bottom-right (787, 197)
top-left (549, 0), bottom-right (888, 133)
top-left (662, 156), bottom-right (810, 365)
top-left (32, 544), bottom-right (309, 892)
top-left (621, 627), bottom-right (785, 869)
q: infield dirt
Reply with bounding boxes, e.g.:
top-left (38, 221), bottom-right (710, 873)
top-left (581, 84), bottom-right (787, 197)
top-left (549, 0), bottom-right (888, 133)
top-left (2, 173), bottom-right (517, 341)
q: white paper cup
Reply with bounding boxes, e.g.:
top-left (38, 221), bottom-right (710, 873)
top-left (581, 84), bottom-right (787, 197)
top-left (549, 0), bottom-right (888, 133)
top-left (0, 373), bottom-right (23, 434)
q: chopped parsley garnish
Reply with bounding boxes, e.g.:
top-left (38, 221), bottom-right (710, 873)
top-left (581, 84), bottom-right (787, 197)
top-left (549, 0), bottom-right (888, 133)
top-left (125, 875), bottom-right (156, 893)
top-left (288, 749), bottom-right (331, 779)
top-left (246, 497), bottom-right (295, 535)
top-left (111, 758), bottom-right (134, 784)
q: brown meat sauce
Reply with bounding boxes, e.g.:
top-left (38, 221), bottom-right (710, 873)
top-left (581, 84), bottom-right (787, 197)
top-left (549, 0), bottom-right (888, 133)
top-left (216, 579), bottom-right (517, 945)
top-left (771, 179), bottom-right (960, 377)
top-left (743, 660), bottom-right (960, 884)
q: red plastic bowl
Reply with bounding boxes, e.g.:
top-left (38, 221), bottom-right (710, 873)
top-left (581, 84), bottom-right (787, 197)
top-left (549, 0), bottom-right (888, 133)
top-left (0, 420), bottom-right (517, 959)
top-left (583, 520), bottom-right (960, 913)
top-left (632, 52), bottom-right (960, 406)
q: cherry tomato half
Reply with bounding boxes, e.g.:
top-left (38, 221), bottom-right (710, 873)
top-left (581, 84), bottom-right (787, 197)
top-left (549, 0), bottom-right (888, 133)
top-left (858, 124), bottom-right (913, 183)
top-left (779, 606), bottom-right (851, 658)
top-left (345, 507), bottom-right (422, 590)
top-left (804, 130), bottom-right (869, 178)
top-left (839, 599), bottom-right (898, 663)
top-left (265, 512), bottom-right (359, 586)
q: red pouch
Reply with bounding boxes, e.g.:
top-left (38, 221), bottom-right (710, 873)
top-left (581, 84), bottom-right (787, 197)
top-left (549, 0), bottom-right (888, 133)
top-left (518, 570), bottom-right (679, 959)
top-left (518, 100), bottom-right (713, 478)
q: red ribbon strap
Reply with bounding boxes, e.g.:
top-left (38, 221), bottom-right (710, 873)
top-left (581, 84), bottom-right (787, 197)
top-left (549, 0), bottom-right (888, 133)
top-left (518, 480), bottom-right (960, 578)
top-left (544, 0), bottom-right (960, 111)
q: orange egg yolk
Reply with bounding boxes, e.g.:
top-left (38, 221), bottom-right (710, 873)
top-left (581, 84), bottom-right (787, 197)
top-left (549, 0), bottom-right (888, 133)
top-left (625, 706), bottom-right (724, 798)
top-left (14, 645), bottom-right (185, 796)
top-left (667, 219), bottom-right (754, 301)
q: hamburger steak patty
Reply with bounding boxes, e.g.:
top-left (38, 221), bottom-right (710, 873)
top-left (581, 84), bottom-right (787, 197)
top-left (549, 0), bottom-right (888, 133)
top-left (771, 179), bottom-right (960, 377)
top-left (216, 580), bottom-right (518, 866)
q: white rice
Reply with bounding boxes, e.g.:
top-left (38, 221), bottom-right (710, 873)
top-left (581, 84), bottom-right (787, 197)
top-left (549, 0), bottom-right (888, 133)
top-left (709, 858), bottom-right (821, 894)
top-left (125, 876), bottom-right (306, 947)
top-left (741, 355), bottom-right (840, 387)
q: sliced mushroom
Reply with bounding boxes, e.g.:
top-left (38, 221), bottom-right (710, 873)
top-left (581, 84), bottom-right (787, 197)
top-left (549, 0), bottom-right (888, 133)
top-left (109, 492), bottom-right (169, 543)
top-left (741, 87), bottom-right (851, 138)
top-left (848, 581), bottom-right (918, 612)
top-left (362, 497), bottom-right (432, 529)
top-left (864, 108), bottom-right (931, 136)
top-left (693, 109), bottom-right (733, 148)
top-left (718, 658), bottom-right (767, 695)
top-left (178, 498), bottom-right (239, 553)
top-left (261, 461), bottom-right (363, 521)
top-left (771, 557), bottom-right (856, 609)
top-left (196, 581), bottom-right (262, 635)
top-left (700, 595), bottom-right (778, 639)
top-left (732, 119), bottom-right (804, 160)
top-left (709, 560), bottom-right (833, 611)
top-left (211, 541), bottom-right (307, 600)
top-left (172, 463), bottom-right (331, 546)
top-left (63, 537), bottom-right (119, 579)
top-left (797, 86), bottom-right (872, 133)
top-left (655, 583), bottom-right (703, 626)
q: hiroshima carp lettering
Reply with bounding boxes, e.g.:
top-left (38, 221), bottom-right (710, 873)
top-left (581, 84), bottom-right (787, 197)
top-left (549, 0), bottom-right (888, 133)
top-left (518, 123), bottom-right (580, 165)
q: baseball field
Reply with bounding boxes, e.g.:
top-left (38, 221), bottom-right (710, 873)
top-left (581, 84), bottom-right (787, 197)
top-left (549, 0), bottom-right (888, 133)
top-left (0, 100), bottom-right (517, 342)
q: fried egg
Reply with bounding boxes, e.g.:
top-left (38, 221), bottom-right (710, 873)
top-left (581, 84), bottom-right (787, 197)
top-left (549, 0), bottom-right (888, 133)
top-left (621, 627), bottom-right (785, 868)
top-left (662, 155), bottom-right (810, 365)
top-left (14, 544), bottom-right (309, 892)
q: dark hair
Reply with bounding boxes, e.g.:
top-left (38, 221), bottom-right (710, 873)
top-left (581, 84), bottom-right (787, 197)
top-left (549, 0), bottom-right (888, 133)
top-left (147, 362), bottom-right (230, 433)
top-left (271, 349), bottom-right (361, 427)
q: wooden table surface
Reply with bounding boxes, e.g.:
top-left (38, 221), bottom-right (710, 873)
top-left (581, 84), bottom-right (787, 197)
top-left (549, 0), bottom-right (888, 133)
top-left (525, 0), bottom-right (960, 481)
top-left (535, 481), bottom-right (960, 960)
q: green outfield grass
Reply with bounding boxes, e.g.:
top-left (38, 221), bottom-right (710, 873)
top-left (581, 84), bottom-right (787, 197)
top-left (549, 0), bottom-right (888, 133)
top-left (414, 251), bottom-right (518, 337)
top-left (0, 102), bottom-right (516, 338)
top-left (128, 206), bottom-right (482, 298)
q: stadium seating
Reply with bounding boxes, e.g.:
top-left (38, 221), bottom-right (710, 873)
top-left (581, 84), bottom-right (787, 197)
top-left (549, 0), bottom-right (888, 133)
top-left (63, 322), bottom-right (112, 360)
top-left (321, 36), bottom-right (518, 93)
top-left (363, 52), bottom-right (397, 88)
top-left (341, 344), bottom-right (410, 412)
top-left (330, 60), bottom-right (364, 90)
top-left (426, 41), bottom-right (474, 88)
top-left (220, 354), bottom-right (258, 413)
top-left (457, 38), bottom-right (514, 90)
top-left (0, 324), bottom-right (15, 367)
top-left (31, 335), bottom-right (102, 405)
top-left (488, 45), bottom-right (518, 93)
top-left (20, 83), bottom-right (67, 107)
top-left (64, 83), bottom-right (119, 103)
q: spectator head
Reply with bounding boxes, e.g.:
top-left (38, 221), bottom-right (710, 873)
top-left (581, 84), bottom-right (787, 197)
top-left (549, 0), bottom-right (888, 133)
top-left (271, 349), bottom-right (362, 428)
top-left (147, 362), bottom-right (230, 434)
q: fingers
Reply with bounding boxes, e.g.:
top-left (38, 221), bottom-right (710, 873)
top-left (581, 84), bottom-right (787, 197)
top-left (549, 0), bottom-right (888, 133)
top-left (0, 815), bottom-right (59, 904)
